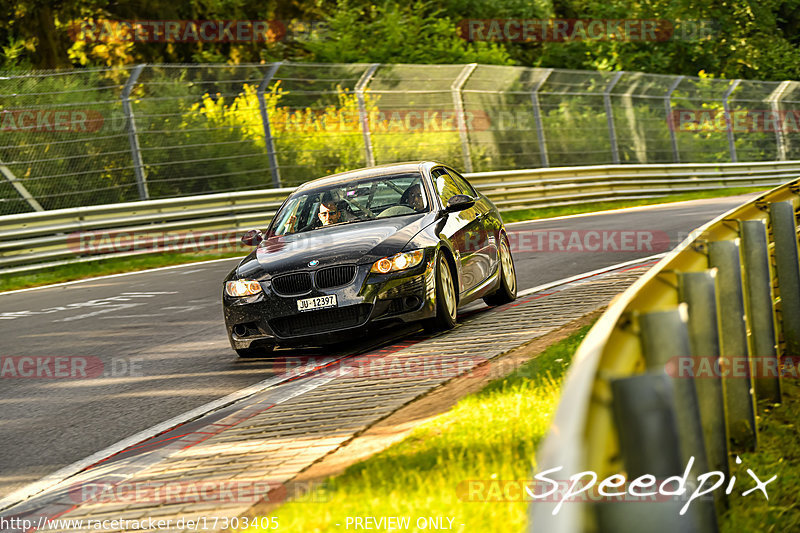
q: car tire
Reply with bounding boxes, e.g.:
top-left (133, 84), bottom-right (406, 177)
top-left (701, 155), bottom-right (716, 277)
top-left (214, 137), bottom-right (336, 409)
top-left (423, 252), bottom-right (458, 332)
top-left (483, 234), bottom-right (517, 306)
top-left (235, 343), bottom-right (275, 358)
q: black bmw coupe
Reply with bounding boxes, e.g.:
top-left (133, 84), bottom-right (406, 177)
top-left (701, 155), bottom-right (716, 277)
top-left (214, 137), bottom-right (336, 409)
top-left (222, 161), bottom-right (517, 357)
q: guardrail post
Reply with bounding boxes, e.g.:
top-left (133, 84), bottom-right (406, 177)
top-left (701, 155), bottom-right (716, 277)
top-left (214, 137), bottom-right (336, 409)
top-left (530, 69), bottom-right (552, 168)
top-left (638, 307), bottom-right (717, 533)
top-left (665, 75), bottom-right (684, 163)
top-left (598, 372), bottom-right (707, 533)
top-left (707, 239), bottom-right (758, 450)
top-left (677, 270), bottom-right (730, 512)
top-left (768, 81), bottom-right (791, 161)
top-left (258, 62), bottom-right (283, 188)
top-left (722, 79), bottom-right (741, 163)
top-left (452, 63), bottom-right (478, 172)
top-left (355, 63), bottom-right (380, 167)
top-left (769, 201), bottom-right (800, 355)
top-left (122, 64), bottom-right (149, 200)
top-left (603, 71), bottom-right (624, 165)
top-left (739, 219), bottom-right (782, 403)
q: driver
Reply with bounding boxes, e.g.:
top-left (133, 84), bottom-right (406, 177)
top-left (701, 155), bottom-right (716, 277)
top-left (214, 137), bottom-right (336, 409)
top-left (318, 200), bottom-right (343, 226)
top-left (318, 194), bottom-right (356, 226)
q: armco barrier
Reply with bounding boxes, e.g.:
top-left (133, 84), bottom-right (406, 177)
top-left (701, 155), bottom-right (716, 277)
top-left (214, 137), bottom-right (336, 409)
top-left (1, 161), bottom-right (799, 275)
top-left (528, 175), bottom-right (800, 531)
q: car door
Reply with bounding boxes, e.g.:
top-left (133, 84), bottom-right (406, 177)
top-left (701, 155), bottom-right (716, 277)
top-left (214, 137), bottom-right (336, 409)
top-left (431, 166), bottom-right (485, 294)
top-left (445, 167), bottom-right (499, 279)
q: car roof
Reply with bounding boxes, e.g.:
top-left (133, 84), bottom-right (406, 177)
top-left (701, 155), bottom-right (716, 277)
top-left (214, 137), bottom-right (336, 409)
top-left (294, 161), bottom-right (443, 191)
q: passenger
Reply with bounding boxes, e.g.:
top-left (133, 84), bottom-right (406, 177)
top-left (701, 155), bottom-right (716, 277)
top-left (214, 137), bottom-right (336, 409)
top-left (400, 184), bottom-right (425, 212)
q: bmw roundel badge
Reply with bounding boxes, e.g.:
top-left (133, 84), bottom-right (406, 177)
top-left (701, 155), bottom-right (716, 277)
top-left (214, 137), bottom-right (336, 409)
top-left (308, 260), bottom-right (319, 267)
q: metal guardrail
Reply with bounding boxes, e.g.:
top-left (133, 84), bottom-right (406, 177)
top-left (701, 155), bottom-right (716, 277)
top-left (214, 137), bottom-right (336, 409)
top-left (1, 161), bottom-right (799, 275)
top-left (529, 173), bottom-right (800, 531)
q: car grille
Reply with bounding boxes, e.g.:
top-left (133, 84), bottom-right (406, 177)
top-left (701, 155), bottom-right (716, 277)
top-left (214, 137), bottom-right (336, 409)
top-left (315, 265), bottom-right (357, 289)
top-left (269, 304), bottom-right (371, 337)
top-left (271, 272), bottom-right (312, 296)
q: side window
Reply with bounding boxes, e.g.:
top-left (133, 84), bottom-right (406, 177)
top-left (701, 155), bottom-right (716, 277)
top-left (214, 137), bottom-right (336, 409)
top-left (446, 168), bottom-right (476, 197)
top-left (432, 167), bottom-right (462, 206)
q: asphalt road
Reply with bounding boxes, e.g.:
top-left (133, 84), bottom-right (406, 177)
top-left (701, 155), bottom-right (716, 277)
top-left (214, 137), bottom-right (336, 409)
top-left (0, 194), bottom-right (755, 500)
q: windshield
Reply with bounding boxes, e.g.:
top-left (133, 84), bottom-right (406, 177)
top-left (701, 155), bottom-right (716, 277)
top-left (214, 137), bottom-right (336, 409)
top-left (271, 172), bottom-right (428, 236)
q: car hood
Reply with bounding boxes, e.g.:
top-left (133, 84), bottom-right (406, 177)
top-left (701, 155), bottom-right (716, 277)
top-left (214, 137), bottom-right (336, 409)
top-left (236, 213), bottom-right (436, 278)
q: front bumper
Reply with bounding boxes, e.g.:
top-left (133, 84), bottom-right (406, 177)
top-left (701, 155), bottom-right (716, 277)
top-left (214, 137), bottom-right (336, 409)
top-left (223, 255), bottom-right (437, 349)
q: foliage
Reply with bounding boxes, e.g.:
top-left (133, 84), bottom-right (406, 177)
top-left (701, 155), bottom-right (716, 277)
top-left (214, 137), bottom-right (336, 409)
top-left (300, 0), bottom-right (513, 65)
top-left (0, 0), bottom-right (798, 82)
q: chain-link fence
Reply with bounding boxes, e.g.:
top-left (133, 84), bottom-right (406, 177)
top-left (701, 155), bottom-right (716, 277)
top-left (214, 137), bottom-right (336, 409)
top-left (1, 62), bottom-right (799, 215)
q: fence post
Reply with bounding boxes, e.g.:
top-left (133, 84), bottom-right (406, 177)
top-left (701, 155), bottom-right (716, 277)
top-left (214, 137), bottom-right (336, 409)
top-left (122, 64), bottom-right (149, 200)
top-left (739, 219), bottom-right (782, 403)
top-left (603, 71), bottom-right (624, 165)
top-left (257, 62), bottom-right (283, 188)
top-left (707, 239), bottom-right (758, 450)
top-left (722, 79), bottom-right (741, 163)
top-left (451, 63), bottom-right (478, 172)
top-left (769, 201), bottom-right (800, 355)
top-left (0, 160), bottom-right (43, 211)
top-left (355, 63), bottom-right (380, 167)
top-left (665, 75), bottom-right (684, 163)
top-left (769, 81), bottom-right (791, 161)
top-left (530, 68), bottom-right (552, 168)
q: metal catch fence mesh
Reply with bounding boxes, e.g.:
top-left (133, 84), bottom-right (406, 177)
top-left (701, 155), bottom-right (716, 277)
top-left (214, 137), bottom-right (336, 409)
top-left (1, 62), bottom-right (798, 214)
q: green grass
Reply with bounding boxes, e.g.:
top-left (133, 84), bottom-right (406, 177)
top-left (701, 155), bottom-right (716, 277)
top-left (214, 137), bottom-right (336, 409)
top-left (247, 326), bottom-right (592, 532)
top-left (0, 251), bottom-right (242, 293)
top-left (500, 186), bottom-right (768, 223)
top-left (720, 377), bottom-right (800, 532)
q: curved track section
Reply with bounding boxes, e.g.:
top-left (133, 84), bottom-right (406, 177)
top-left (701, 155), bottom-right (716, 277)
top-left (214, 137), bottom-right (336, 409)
top-left (0, 194), bottom-right (755, 509)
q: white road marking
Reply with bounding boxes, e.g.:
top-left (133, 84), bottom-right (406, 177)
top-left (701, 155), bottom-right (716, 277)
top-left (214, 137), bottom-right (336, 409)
top-left (54, 303), bottom-right (142, 322)
top-left (0, 292), bottom-right (179, 321)
top-left (0, 257), bottom-right (240, 297)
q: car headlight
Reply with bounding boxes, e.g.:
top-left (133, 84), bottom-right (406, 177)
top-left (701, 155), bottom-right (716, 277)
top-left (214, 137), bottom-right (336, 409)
top-left (225, 279), bottom-right (263, 297)
top-left (370, 249), bottom-right (425, 274)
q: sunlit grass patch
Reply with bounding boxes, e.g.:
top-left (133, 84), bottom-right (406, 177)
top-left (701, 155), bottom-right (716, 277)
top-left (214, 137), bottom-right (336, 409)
top-left (247, 326), bottom-right (592, 532)
top-left (500, 186), bottom-right (767, 223)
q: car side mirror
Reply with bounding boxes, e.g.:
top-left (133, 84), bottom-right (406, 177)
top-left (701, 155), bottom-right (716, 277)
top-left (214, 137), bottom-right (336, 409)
top-left (241, 229), bottom-right (264, 246)
top-left (445, 194), bottom-right (475, 213)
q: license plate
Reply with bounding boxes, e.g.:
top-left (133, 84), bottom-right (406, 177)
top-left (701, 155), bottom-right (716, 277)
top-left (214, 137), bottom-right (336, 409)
top-left (296, 295), bottom-right (337, 312)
